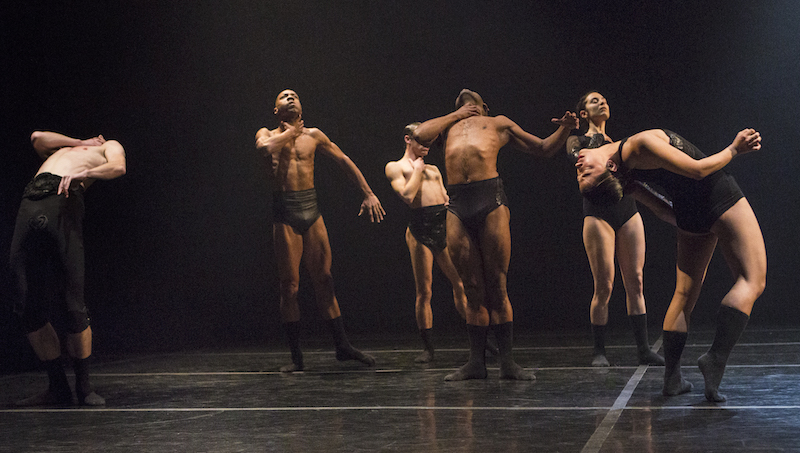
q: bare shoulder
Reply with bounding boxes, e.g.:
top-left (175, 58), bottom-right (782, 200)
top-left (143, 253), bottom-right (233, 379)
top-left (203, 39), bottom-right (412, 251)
top-left (255, 126), bottom-right (275, 139)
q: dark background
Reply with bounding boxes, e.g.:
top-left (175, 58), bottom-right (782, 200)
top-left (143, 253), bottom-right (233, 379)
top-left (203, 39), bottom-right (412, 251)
top-left (2, 1), bottom-right (798, 367)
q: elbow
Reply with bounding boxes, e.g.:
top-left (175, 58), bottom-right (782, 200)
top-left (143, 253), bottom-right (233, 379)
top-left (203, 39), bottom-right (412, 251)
top-left (117, 165), bottom-right (127, 177)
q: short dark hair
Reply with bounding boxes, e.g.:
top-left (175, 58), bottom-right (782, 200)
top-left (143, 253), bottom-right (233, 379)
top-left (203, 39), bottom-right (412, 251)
top-left (403, 122), bottom-right (420, 138)
top-left (581, 170), bottom-right (623, 206)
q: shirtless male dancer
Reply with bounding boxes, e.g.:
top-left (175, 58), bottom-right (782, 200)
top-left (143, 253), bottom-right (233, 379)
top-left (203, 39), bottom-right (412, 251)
top-left (10, 131), bottom-right (126, 406)
top-left (414, 89), bottom-right (578, 380)
top-left (255, 89), bottom-right (385, 372)
top-left (385, 122), bottom-right (469, 363)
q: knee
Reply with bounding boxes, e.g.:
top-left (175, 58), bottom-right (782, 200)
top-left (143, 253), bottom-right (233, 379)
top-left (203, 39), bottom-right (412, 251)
top-left (593, 279), bottom-right (614, 303)
top-left (415, 287), bottom-right (432, 305)
top-left (66, 310), bottom-right (90, 334)
top-left (310, 271), bottom-right (334, 290)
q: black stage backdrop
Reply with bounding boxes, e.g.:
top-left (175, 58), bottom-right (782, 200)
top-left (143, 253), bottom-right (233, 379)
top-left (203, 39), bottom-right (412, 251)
top-left (1, 1), bottom-right (798, 368)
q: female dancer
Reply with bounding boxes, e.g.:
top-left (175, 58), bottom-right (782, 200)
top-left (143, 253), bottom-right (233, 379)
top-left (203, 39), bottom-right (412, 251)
top-left (566, 92), bottom-right (665, 367)
top-left (575, 127), bottom-right (764, 402)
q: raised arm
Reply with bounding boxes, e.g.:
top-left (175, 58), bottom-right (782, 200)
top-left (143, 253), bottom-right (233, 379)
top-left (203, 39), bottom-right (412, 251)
top-left (254, 121), bottom-right (304, 157)
top-left (31, 131), bottom-right (105, 160)
top-left (502, 111), bottom-right (578, 158)
top-left (57, 140), bottom-right (127, 196)
top-left (635, 128), bottom-right (761, 180)
top-left (412, 104), bottom-right (482, 146)
top-left (314, 130), bottom-right (385, 222)
top-left (385, 158), bottom-right (424, 206)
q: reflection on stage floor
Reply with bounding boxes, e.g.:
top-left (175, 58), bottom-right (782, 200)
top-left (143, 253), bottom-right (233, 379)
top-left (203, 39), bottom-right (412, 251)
top-left (2, 327), bottom-right (799, 452)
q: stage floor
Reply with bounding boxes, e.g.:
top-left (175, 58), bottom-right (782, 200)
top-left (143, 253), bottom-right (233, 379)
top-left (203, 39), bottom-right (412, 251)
top-left (2, 327), bottom-right (799, 452)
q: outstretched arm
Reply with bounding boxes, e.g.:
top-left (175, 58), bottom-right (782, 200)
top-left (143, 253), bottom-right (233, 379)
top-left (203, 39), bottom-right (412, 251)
top-left (58, 140), bottom-right (127, 196)
top-left (503, 111), bottom-right (578, 158)
top-left (635, 129), bottom-right (761, 180)
top-left (255, 121), bottom-right (304, 157)
top-left (385, 158), bottom-right (425, 205)
top-left (31, 131), bottom-right (105, 160)
top-left (412, 104), bottom-right (482, 146)
top-left (315, 131), bottom-right (385, 222)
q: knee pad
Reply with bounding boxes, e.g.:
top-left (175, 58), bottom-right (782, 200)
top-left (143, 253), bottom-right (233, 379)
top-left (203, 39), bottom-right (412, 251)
top-left (67, 310), bottom-right (91, 334)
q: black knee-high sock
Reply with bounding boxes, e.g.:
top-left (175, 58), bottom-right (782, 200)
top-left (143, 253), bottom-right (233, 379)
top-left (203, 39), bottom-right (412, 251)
top-left (629, 314), bottom-right (664, 365)
top-left (72, 357), bottom-right (105, 405)
top-left (72, 357), bottom-right (91, 397)
top-left (284, 321), bottom-right (303, 369)
top-left (327, 317), bottom-right (375, 366)
top-left (46, 358), bottom-right (70, 395)
top-left (493, 322), bottom-right (534, 380)
top-left (698, 306), bottom-right (749, 402)
top-left (444, 324), bottom-right (487, 381)
top-left (662, 330), bottom-right (693, 396)
top-left (591, 324), bottom-right (610, 367)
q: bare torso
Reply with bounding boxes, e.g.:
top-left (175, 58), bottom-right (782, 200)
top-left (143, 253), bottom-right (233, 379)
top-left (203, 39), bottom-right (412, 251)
top-left (395, 159), bottom-right (448, 209)
top-left (37, 145), bottom-right (109, 190)
top-left (258, 126), bottom-right (319, 191)
top-left (443, 116), bottom-right (508, 185)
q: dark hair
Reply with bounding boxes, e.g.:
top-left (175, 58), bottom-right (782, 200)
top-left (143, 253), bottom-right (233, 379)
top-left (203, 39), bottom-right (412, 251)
top-left (580, 170), bottom-right (623, 206)
top-left (403, 122), bottom-right (420, 138)
top-left (575, 91), bottom-right (601, 133)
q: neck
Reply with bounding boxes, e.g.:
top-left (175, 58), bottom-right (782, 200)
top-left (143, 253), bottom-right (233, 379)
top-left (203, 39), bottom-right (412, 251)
top-left (586, 119), bottom-right (606, 136)
top-left (403, 147), bottom-right (420, 162)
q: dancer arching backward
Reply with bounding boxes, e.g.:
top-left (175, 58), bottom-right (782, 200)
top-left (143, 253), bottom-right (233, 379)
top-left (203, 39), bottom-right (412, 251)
top-left (255, 89), bottom-right (385, 372)
top-left (575, 127), bottom-right (764, 402)
top-left (414, 89), bottom-right (578, 381)
top-left (386, 122), bottom-right (470, 363)
top-left (566, 92), bottom-right (665, 367)
top-left (11, 131), bottom-right (126, 406)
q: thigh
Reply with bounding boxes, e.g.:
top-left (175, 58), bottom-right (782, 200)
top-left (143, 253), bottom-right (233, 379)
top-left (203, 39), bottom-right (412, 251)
top-left (479, 206), bottom-right (511, 284)
top-left (406, 228), bottom-right (434, 291)
top-left (583, 216), bottom-right (617, 285)
top-left (615, 213), bottom-right (646, 289)
top-left (710, 198), bottom-right (766, 283)
top-left (301, 216), bottom-right (332, 277)
top-left (273, 222), bottom-right (304, 281)
top-left (447, 211), bottom-right (483, 288)
top-left (675, 229), bottom-right (718, 301)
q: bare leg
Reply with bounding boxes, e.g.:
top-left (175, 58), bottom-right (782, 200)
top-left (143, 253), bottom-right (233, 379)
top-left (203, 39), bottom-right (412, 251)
top-left (407, 228), bottom-right (436, 363)
top-left (444, 212), bottom-right (488, 381)
top-left (304, 218), bottom-right (374, 367)
top-left (616, 214), bottom-right (663, 365)
top-left (481, 207), bottom-right (533, 380)
top-left (698, 199), bottom-right (766, 402)
top-left (583, 216), bottom-right (615, 367)
top-left (273, 222), bottom-right (305, 372)
top-left (662, 230), bottom-right (717, 396)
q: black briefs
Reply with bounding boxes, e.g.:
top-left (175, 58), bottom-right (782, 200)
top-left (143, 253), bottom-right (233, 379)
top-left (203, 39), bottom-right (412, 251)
top-left (273, 188), bottom-right (322, 234)
top-left (408, 204), bottom-right (447, 253)
top-left (447, 177), bottom-right (508, 241)
top-left (583, 192), bottom-right (638, 231)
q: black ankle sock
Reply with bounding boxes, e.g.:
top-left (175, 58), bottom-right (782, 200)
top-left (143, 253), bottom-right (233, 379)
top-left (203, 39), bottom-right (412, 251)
top-left (327, 317), bottom-right (375, 366)
top-left (419, 328), bottom-right (434, 352)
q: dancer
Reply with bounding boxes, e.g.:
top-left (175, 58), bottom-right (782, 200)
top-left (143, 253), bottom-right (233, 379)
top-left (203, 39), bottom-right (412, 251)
top-left (566, 92), bottom-right (665, 367)
top-left (385, 122), bottom-right (469, 363)
top-left (10, 131), bottom-right (126, 406)
top-left (414, 89), bottom-right (577, 380)
top-left (255, 89), bottom-right (384, 372)
top-left (575, 127), bottom-right (764, 401)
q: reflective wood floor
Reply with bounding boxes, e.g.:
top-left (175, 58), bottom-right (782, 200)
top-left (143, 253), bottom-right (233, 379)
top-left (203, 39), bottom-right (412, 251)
top-left (2, 327), bottom-right (799, 452)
